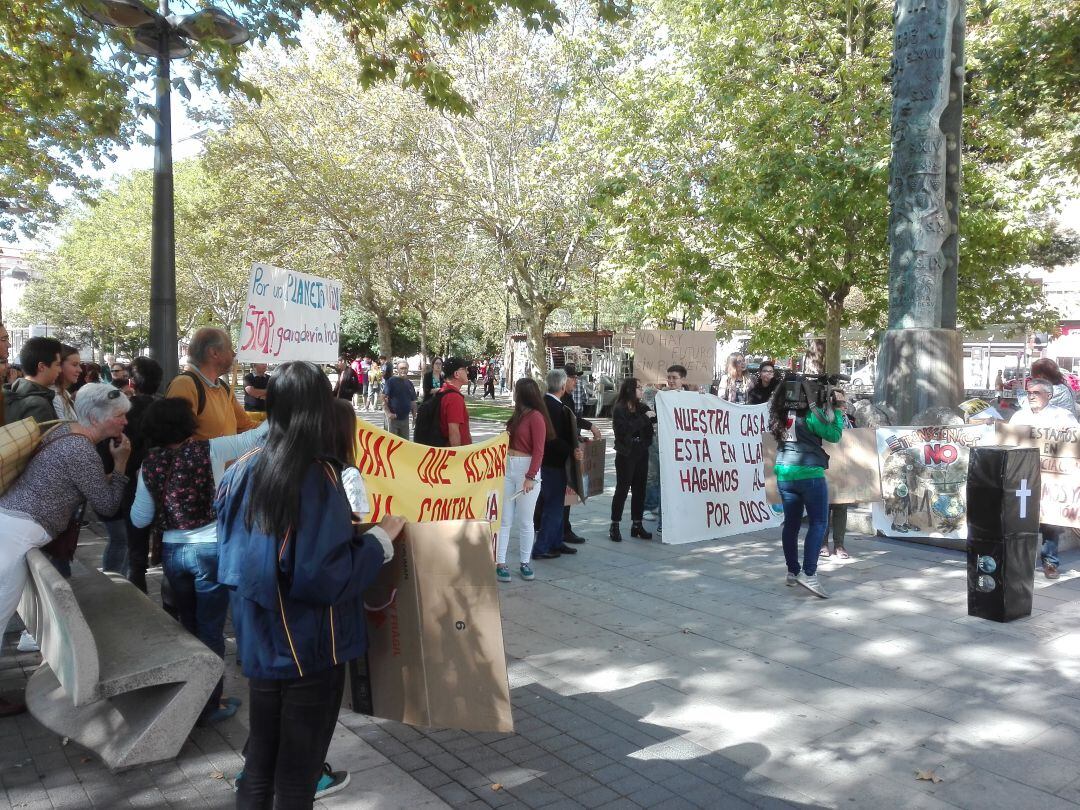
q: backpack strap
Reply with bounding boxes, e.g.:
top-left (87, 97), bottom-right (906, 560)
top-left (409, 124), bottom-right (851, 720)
top-left (181, 370), bottom-right (207, 415)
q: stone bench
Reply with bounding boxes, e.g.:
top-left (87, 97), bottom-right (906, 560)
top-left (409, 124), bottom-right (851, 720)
top-left (16, 548), bottom-right (223, 772)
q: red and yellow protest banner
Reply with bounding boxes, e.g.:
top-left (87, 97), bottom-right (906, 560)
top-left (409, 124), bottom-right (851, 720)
top-left (353, 420), bottom-right (508, 539)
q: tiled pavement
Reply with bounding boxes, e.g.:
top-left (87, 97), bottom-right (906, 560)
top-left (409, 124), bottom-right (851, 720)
top-left (3, 413), bottom-right (1080, 809)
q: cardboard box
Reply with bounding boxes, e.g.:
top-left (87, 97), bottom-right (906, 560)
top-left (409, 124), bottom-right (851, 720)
top-left (363, 520), bottom-right (513, 733)
top-left (581, 438), bottom-right (606, 498)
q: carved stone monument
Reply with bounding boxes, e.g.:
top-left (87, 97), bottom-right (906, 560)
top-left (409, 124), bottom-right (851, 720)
top-left (876, 0), bottom-right (966, 423)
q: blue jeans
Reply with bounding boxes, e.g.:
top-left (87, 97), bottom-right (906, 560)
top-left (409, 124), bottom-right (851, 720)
top-left (161, 541), bottom-right (229, 712)
top-left (1041, 524), bottom-right (1062, 567)
top-left (778, 477), bottom-right (829, 577)
top-left (101, 517), bottom-right (129, 575)
top-left (534, 466), bottom-right (567, 555)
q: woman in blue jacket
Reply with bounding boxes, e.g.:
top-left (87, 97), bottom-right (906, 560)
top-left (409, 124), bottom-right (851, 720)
top-left (216, 361), bottom-right (403, 808)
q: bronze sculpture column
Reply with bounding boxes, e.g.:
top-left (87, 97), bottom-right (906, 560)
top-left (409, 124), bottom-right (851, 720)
top-left (876, 0), bottom-right (966, 422)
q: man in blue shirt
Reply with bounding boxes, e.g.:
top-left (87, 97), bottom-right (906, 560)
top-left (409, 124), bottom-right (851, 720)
top-left (383, 360), bottom-right (418, 439)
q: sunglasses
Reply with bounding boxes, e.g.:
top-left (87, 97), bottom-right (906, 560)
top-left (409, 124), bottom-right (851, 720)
top-left (108, 388), bottom-right (123, 400)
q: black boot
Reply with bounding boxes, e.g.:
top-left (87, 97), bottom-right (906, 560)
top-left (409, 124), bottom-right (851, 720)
top-left (609, 522), bottom-right (623, 542)
top-left (630, 522), bottom-right (653, 540)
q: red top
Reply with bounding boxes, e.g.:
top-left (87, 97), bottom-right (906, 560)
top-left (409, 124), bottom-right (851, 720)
top-left (438, 383), bottom-right (471, 445)
top-left (508, 409), bottom-right (546, 478)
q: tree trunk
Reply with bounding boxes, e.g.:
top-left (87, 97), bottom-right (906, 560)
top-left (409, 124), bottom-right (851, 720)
top-left (804, 340), bottom-right (826, 374)
top-left (824, 288), bottom-right (849, 374)
top-left (376, 313), bottom-right (394, 359)
top-left (526, 316), bottom-right (548, 380)
top-left (418, 310), bottom-right (429, 369)
top-left (825, 300), bottom-right (843, 374)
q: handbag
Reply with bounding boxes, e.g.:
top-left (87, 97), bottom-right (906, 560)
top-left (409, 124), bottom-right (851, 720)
top-left (0, 417), bottom-right (65, 495)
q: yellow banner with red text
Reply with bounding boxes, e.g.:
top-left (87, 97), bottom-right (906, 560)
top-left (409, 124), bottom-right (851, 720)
top-left (353, 420), bottom-right (509, 543)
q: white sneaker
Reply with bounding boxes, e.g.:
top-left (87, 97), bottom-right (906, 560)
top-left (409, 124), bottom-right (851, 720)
top-left (796, 572), bottom-right (829, 599)
top-left (786, 572), bottom-right (797, 587)
top-left (17, 629), bottom-right (39, 652)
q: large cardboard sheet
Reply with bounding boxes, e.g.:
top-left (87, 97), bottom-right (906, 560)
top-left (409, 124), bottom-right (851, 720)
top-left (763, 427), bottom-right (881, 505)
top-left (364, 521), bottom-right (513, 733)
top-left (633, 330), bottom-right (716, 389)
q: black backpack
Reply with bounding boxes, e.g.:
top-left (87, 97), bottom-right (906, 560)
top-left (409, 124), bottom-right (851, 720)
top-left (413, 388), bottom-right (461, 446)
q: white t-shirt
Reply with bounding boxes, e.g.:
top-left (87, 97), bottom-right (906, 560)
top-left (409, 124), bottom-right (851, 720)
top-left (1008, 405), bottom-right (1079, 428)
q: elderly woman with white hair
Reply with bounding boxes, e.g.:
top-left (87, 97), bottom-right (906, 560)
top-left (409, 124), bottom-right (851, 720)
top-left (0, 383), bottom-right (131, 716)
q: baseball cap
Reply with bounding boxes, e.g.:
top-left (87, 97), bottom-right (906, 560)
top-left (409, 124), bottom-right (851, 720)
top-left (443, 357), bottom-right (468, 377)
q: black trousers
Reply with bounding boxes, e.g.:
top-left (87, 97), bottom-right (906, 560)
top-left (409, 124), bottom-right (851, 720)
top-left (238, 663), bottom-right (346, 810)
top-left (611, 452), bottom-right (648, 522)
top-left (126, 519), bottom-right (152, 593)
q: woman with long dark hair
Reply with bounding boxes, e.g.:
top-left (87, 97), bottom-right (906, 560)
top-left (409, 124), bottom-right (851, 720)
top-left (610, 377), bottom-right (654, 542)
top-left (51, 344), bottom-right (81, 420)
top-left (216, 361), bottom-right (403, 807)
top-left (746, 361), bottom-right (781, 405)
top-left (422, 358), bottom-right (444, 401)
top-left (496, 378), bottom-right (555, 582)
top-left (768, 377), bottom-right (845, 598)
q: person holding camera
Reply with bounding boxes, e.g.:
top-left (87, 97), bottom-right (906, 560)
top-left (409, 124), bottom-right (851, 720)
top-left (768, 376), bottom-right (846, 598)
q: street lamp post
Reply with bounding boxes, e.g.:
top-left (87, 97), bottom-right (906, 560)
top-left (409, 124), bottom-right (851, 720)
top-left (81, 1), bottom-right (248, 388)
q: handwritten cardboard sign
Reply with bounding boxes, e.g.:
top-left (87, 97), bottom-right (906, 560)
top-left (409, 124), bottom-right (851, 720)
top-left (237, 262), bottom-right (342, 363)
top-left (633, 330), bottom-right (716, 389)
top-left (996, 424), bottom-right (1080, 529)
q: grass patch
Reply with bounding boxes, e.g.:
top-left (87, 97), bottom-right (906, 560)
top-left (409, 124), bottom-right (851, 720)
top-left (466, 401), bottom-right (513, 423)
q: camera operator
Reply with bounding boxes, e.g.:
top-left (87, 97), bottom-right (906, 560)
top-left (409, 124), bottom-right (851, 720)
top-left (767, 375), bottom-right (847, 599)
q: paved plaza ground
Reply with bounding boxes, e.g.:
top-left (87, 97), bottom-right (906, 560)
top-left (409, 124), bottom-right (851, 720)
top-left (2, 411), bottom-right (1079, 809)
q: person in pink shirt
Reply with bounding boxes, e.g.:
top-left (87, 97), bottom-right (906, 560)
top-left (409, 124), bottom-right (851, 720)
top-left (495, 378), bottom-right (554, 583)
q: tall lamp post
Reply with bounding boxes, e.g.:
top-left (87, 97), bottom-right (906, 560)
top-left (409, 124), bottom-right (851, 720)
top-left (81, 1), bottom-right (248, 387)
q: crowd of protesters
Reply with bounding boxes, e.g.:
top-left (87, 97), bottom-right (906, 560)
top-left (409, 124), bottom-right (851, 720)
top-left (2, 318), bottom-right (1075, 803)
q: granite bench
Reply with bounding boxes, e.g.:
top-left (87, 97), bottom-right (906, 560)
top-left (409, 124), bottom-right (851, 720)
top-left (16, 548), bottom-right (224, 772)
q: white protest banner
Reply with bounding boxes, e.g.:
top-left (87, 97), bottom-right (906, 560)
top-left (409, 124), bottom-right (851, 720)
top-left (633, 330), bottom-right (716, 389)
top-left (871, 424), bottom-right (992, 540)
top-left (656, 390), bottom-right (780, 544)
top-left (237, 262), bottom-right (342, 364)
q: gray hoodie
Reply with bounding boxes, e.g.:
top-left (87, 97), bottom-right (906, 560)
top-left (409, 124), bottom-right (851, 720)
top-left (3, 378), bottom-right (57, 425)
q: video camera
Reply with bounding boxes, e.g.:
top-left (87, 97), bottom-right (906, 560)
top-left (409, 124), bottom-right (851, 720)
top-left (781, 373), bottom-right (850, 412)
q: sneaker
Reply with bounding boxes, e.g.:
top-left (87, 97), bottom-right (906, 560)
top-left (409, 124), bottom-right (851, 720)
top-left (314, 763), bottom-right (351, 799)
top-left (495, 565), bottom-right (511, 584)
top-left (17, 629), bottom-right (39, 653)
top-left (519, 563), bottom-right (535, 581)
top-left (796, 572), bottom-right (829, 599)
top-left (785, 572), bottom-right (797, 587)
top-left (1044, 563), bottom-right (1060, 580)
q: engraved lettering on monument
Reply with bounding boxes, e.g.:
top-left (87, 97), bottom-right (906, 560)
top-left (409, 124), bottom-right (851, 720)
top-left (886, 0), bottom-right (964, 330)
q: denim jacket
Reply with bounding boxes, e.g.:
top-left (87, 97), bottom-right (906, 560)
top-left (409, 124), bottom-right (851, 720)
top-left (215, 452), bottom-right (387, 680)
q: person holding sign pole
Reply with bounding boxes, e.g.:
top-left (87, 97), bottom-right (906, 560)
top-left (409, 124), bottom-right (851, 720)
top-left (768, 376), bottom-right (845, 598)
top-left (610, 378), bottom-right (655, 542)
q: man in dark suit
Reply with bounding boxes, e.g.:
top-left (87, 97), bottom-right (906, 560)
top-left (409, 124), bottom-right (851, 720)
top-left (561, 365), bottom-right (602, 544)
top-left (533, 368), bottom-right (583, 559)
